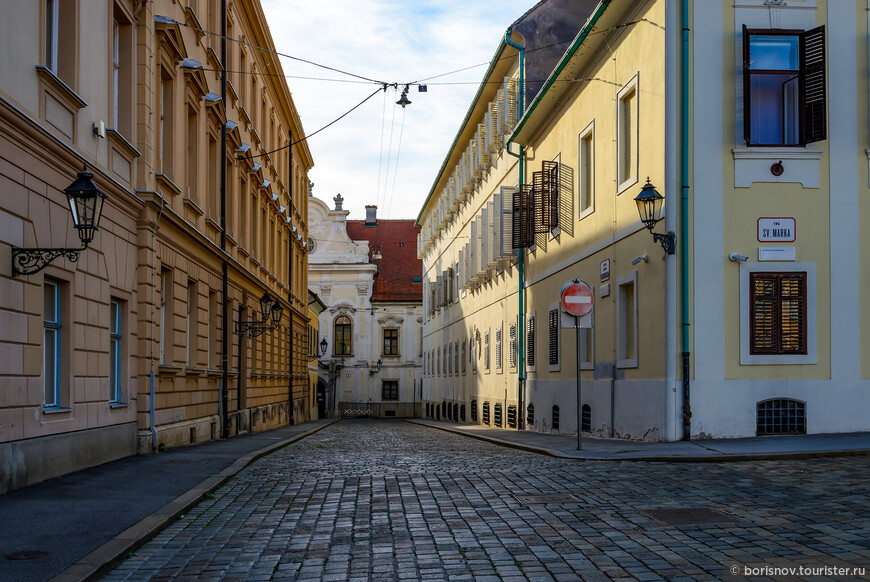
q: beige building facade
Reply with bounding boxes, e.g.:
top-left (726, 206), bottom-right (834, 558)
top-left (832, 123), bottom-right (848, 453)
top-left (0, 0), bottom-right (311, 493)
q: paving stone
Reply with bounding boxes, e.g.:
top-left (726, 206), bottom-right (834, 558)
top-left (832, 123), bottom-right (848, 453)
top-left (100, 421), bottom-right (870, 581)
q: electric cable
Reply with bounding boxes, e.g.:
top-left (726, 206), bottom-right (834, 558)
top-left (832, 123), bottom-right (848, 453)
top-left (376, 87), bottom-right (389, 211)
top-left (379, 87), bottom-right (399, 210)
top-left (238, 86), bottom-right (385, 160)
top-left (385, 105), bottom-right (407, 219)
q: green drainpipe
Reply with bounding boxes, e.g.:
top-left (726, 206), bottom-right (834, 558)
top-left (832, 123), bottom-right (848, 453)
top-left (505, 30), bottom-right (525, 430)
top-left (680, 0), bottom-right (691, 440)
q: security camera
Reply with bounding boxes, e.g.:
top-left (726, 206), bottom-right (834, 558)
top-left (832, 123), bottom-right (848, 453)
top-left (729, 253), bottom-right (748, 262)
top-left (631, 254), bottom-right (648, 265)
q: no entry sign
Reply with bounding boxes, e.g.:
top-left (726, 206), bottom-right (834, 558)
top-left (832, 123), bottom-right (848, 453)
top-left (561, 280), bottom-right (594, 317)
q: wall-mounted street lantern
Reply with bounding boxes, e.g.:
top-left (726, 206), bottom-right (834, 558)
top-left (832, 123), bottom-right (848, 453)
top-left (634, 178), bottom-right (675, 255)
top-left (12, 165), bottom-right (107, 276)
top-left (234, 292), bottom-right (283, 337)
top-left (308, 337), bottom-right (328, 362)
top-left (369, 358), bottom-right (383, 376)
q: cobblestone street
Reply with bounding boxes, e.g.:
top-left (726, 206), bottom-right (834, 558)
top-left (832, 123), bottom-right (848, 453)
top-left (103, 421), bottom-right (870, 581)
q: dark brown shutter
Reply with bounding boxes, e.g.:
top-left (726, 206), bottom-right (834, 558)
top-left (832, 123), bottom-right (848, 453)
top-left (779, 274), bottom-right (806, 354)
top-left (512, 185), bottom-right (535, 248)
top-left (527, 316), bottom-right (535, 367)
top-left (750, 272), bottom-right (807, 355)
top-left (799, 25), bottom-right (826, 144)
top-left (743, 24), bottom-right (752, 146)
top-left (542, 160), bottom-right (560, 229)
top-left (532, 170), bottom-right (549, 233)
top-left (548, 309), bottom-right (558, 365)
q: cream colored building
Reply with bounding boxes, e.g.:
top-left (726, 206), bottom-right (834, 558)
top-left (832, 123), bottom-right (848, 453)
top-left (419, 0), bottom-right (870, 440)
top-left (308, 196), bottom-right (423, 418)
top-left (0, 0), bottom-right (311, 493)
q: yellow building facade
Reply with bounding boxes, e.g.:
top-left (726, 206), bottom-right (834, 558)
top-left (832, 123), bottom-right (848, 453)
top-left (0, 0), bottom-right (311, 493)
top-left (420, 0), bottom-right (870, 440)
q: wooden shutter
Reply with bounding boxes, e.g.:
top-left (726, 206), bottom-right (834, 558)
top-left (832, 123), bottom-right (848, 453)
top-left (542, 160), bottom-right (560, 230)
top-left (527, 316), bottom-right (535, 367)
top-left (799, 25), bottom-right (826, 144)
top-left (548, 309), bottom-right (558, 365)
top-left (750, 272), bottom-right (807, 355)
top-left (558, 163), bottom-right (574, 237)
top-left (512, 185), bottom-right (534, 248)
top-left (742, 25), bottom-right (751, 146)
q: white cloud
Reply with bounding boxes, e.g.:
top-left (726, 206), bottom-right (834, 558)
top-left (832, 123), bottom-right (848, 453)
top-left (261, 0), bottom-right (533, 220)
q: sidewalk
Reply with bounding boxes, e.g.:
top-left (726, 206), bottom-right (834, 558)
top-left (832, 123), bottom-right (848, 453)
top-left (0, 419), bottom-right (336, 582)
top-left (408, 419), bottom-right (870, 461)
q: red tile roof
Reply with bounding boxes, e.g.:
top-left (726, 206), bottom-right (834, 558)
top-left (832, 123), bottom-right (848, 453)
top-left (346, 219), bottom-right (422, 302)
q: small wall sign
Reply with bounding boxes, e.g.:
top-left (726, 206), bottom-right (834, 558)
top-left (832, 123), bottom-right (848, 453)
top-left (600, 259), bottom-right (610, 282)
top-left (758, 217), bottom-right (796, 242)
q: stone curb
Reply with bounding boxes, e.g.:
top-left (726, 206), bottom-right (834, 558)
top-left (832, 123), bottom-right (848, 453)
top-left (406, 420), bottom-right (870, 463)
top-left (49, 420), bottom-right (339, 582)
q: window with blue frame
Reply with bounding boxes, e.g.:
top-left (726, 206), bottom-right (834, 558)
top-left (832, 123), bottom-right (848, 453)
top-left (44, 280), bottom-right (62, 408)
top-left (110, 299), bottom-right (122, 403)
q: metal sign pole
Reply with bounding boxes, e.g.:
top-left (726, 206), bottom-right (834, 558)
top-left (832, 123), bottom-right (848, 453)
top-left (576, 316), bottom-right (582, 451)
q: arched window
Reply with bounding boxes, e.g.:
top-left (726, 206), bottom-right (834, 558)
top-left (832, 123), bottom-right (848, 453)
top-left (334, 315), bottom-right (352, 355)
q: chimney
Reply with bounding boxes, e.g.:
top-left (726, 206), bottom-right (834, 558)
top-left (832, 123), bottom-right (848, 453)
top-left (365, 205), bottom-right (377, 227)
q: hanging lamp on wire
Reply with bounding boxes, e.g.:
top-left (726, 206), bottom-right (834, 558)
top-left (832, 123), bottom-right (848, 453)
top-left (396, 84), bottom-right (411, 108)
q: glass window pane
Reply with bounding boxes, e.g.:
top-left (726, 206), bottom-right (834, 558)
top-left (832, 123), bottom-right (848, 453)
top-left (750, 73), bottom-right (799, 145)
top-left (749, 35), bottom-right (798, 70)
top-left (44, 329), bottom-right (56, 406)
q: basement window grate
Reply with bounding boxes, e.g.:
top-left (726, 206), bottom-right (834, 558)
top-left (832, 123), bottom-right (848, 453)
top-left (527, 403), bottom-right (534, 425)
top-left (757, 398), bottom-right (806, 435)
top-left (471, 400), bottom-right (478, 422)
top-left (552, 405), bottom-right (560, 431)
top-left (482, 401), bottom-right (490, 425)
top-left (460, 404), bottom-right (466, 421)
top-left (494, 403), bottom-right (503, 427)
top-left (507, 405), bottom-right (517, 428)
top-left (582, 404), bottom-right (591, 432)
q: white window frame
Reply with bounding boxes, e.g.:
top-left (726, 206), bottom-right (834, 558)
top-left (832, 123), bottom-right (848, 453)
top-left (739, 261), bottom-right (817, 365)
top-left (578, 119), bottom-right (595, 219)
top-left (616, 271), bottom-right (638, 368)
top-left (616, 73), bottom-right (639, 194)
top-left (495, 326), bottom-right (503, 372)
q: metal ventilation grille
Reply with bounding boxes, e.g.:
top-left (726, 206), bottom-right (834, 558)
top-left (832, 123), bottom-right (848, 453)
top-left (757, 398), bottom-right (806, 435)
top-left (494, 403), bottom-right (502, 427)
top-left (552, 405), bottom-right (560, 431)
top-left (527, 403), bottom-right (535, 425)
top-left (581, 404), bottom-right (591, 433)
top-left (471, 400), bottom-right (478, 422)
top-left (482, 401), bottom-right (490, 425)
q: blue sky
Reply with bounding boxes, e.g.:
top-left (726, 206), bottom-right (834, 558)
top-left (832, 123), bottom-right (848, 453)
top-left (261, 0), bottom-right (536, 220)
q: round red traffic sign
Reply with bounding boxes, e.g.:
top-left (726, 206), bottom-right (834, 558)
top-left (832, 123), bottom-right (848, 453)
top-left (561, 280), bottom-right (594, 317)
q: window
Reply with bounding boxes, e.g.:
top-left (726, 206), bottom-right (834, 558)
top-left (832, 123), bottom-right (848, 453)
top-left (742, 26), bottom-right (826, 146)
top-left (158, 68), bottom-right (174, 176)
top-left (110, 299), bottom-right (123, 403)
top-left (548, 309), bottom-right (559, 367)
top-left (187, 105), bottom-right (199, 200)
top-left (509, 324), bottom-right (517, 368)
top-left (208, 291), bottom-right (219, 369)
top-left (44, 279), bottom-right (62, 408)
top-left (159, 268), bottom-right (172, 365)
top-left (527, 316), bottom-right (536, 368)
top-left (111, 4), bottom-right (134, 137)
top-left (382, 380), bottom-right (398, 401)
top-left (750, 272), bottom-right (807, 355)
top-left (45, 0), bottom-right (76, 84)
top-left (383, 328), bottom-right (398, 356)
top-left (334, 315), bottom-right (352, 356)
top-left (186, 280), bottom-right (197, 367)
top-left (484, 332), bottom-right (490, 370)
top-left (617, 75), bottom-right (638, 190)
top-left (757, 398), bottom-right (806, 435)
top-left (461, 340), bottom-right (466, 374)
top-left (447, 344), bottom-right (452, 375)
top-left (578, 328), bottom-right (593, 370)
top-left (578, 121), bottom-right (594, 217)
top-left (454, 341), bottom-right (459, 374)
top-left (495, 327), bottom-right (503, 371)
top-left (617, 272), bottom-right (638, 368)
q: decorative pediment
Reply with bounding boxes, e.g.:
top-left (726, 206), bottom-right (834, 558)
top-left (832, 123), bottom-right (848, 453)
top-left (155, 16), bottom-right (186, 61)
top-left (378, 315), bottom-right (403, 327)
top-left (183, 6), bottom-right (206, 45)
top-left (183, 65), bottom-right (209, 100)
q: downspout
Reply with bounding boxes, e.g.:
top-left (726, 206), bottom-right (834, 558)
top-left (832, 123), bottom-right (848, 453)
top-left (680, 0), bottom-right (692, 440)
top-left (505, 31), bottom-right (525, 430)
top-left (287, 133), bottom-right (294, 424)
top-left (220, 0), bottom-right (230, 438)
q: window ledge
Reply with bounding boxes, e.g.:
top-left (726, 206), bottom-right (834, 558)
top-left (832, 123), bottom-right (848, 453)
top-left (109, 402), bottom-right (129, 409)
top-left (183, 197), bottom-right (205, 217)
top-left (106, 128), bottom-right (141, 159)
top-left (616, 175), bottom-right (639, 196)
top-left (732, 147), bottom-right (821, 188)
top-left (35, 66), bottom-right (87, 110)
top-left (43, 407), bottom-right (72, 414)
top-left (156, 173), bottom-right (183, 196)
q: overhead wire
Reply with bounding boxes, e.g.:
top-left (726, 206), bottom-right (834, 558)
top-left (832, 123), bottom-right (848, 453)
top-left (238, 85), bottom-right (385, 160)
top-left (376, 87), bottom-right (389, 211)
top-left (380, 87), bottom-right (399, 210)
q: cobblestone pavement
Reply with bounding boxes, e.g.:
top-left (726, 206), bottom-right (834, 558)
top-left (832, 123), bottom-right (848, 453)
top-left (103, 421), bottom-right (870, 581)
